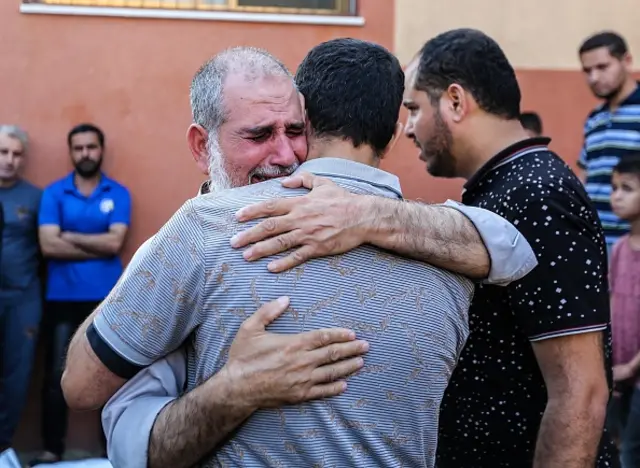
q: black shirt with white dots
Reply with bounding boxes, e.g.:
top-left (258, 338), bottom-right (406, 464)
top-left (436, 138), bottom-right (617, 467)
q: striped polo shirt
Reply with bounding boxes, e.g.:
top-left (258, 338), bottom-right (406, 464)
top-left (578, 83), bottom-right (640, 246)
top-left (92, 158), bottom-right (475, 467)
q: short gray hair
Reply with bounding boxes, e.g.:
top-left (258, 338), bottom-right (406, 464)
top-left (190, 47), bottom-right (294, 133)
top-left (0, 125), bottom-right (29, 151)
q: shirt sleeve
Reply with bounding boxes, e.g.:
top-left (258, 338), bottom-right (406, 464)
top-left (110, 186), bottom-right (132, 226)
top-left (102, 349), bottom-right (187, 468)
top-left (504, 189), bottom-right (609, 342)
top-left (577, 145), bottom-right (588, 170)
top-left (577, 119), bottom-right (590, 170)
top-left (90, 199), bottom-right (205, 378)
top-left (38, 187), bottom-right (60, 226)
top-left (443, 200), bottom-right (538, 286)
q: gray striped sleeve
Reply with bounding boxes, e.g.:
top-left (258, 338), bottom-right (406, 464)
top-left (93, 199), bottom-right (206, 366)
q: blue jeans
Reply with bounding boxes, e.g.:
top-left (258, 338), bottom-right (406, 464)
top-left (0, 281), bottom-right (42, 448)
top-left (608, 385), bottom-right (640, 467)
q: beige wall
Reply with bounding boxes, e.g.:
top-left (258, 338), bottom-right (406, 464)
top-left (394, 0), bottom-right (640, 69)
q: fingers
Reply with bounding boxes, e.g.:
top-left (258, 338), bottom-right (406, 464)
top-left (243, 297), bottom-right (290, 330)
top-left (231, 216), bottom-right (296, 250)
top-left (280, 172), bottom-right (315, 189)
top-left (234, 197), bottom-right (297, 224)
top-left (311, 356), bottom-right (365, 384)
top-left (308, 339), bottom-right (370, 366)
top-left (305, 380), bottom-right (349, 401)
top-left (281, 172), bottom-right (335, 190)
top-left (267, 245), bottom-right (316, 273)
top-left (242, 229), bottom-right (302, 263)
top-left (300, 327), bottom-right (357, 350)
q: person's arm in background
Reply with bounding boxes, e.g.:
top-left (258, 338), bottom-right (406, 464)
top-left (38, 187), bottom-right (98, 260)
top-left (231, 173), bottom-right (537, 285)
top-left (501, 190), bottom-right (609, 467)
top-left (576, 125), bottom-right (589, 185)
top-left (61, 186), bottom-right (130, 256)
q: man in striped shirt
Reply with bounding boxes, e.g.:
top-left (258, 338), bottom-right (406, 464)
top-left (62, 41), bottom-right (537, 468)
top-left (578, 31), bottom-right (640, 249)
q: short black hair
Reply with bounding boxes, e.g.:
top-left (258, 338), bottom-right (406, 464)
top-left (67, 123), bottom-right (105, 148)
top-left (614, 154), bottom-right (640, 177)
top-left (519, 112), bottom-right (543, 135)
top-left (295, 38), bottom-right (404, 156)
top-left (414, 28), bottom-right (521, 120)
top-left (579, 31), bottom-right (628, 59)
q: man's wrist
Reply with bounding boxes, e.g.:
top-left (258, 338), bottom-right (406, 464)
top-left (358, 195), bottom-right (394, 246)
top-left (213, 364), bottom-right (259, 414)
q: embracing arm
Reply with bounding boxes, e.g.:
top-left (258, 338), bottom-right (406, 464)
top-left (104, 297), bottom-right (366, 468)
top-left (233, 173), bottom-right (536, 284)
top-left (363, 197), bottom-right (489, 278)
top-left (364, 197), bottom-right (536, 284)
top-left (532, 332), bottom-right (609, 467)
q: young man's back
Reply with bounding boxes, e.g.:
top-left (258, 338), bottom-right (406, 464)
top-left (94, 158), bottom-right (474, 467)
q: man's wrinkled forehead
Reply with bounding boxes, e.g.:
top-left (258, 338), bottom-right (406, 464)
top-left (225, 73), bottom-right (301, 110)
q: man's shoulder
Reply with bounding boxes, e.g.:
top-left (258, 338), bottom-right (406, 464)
top-left (104, 176), bottom-right (131, 197)
top-left (43, 174), bottom-right (71, 194)
top-left (18, 179), bottom-right (42, 194)
top-left (193, 181), bottom-right (306, 213)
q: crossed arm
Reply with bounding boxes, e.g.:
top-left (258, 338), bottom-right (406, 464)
top-left (39, 224), bottom-right (128, 259)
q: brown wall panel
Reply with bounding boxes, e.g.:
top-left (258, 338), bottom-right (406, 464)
top-left (394, 0), bottom-right (640, 69)
top-left (0, 0), bottom-right (393, 266)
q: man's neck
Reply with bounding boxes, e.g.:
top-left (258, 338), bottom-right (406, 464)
top-left (607, 79), bottom-right (638, 111)
top-left (74, 172), bottom-right (101, 196)
top-left (306, 139), bottom-right (379, 168)
top-left (0, 177), bottom-right (19, 189)
top-left (460, 119), bottom-right (533, 180)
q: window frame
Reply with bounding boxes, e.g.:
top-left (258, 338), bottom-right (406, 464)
top-left (29, 0), bottom-right (355, 16)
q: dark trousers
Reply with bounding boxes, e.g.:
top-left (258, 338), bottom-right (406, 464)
top-left (41, 300), bottom-right (103, 456)
top-left (608, 385), bottom-right (640, 467)
top-left (0, 282), bottom-right (42, 449)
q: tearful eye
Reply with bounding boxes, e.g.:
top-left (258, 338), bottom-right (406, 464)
top-left (250, 134), bottom-right (269, 143)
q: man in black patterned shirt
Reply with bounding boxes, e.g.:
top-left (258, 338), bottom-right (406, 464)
top-left (401, 29), bottom-right (616, 467)
top-left (230, 29), bottom-right (617, 467)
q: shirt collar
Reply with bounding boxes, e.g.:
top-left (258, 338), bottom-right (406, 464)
top-left (62, 171), bottom-right (111, 194)
top-left (464, 137), bottom-right (551, 192)
top-left (296, 158), bottom-right (403, 199)
top-left (598, 81), bottom-right (640, 112)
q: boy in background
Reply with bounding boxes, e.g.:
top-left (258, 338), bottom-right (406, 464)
top-left (609, 154), bottom-right (640, 467)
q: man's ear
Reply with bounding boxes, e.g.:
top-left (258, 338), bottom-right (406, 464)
top-left (186, 124), bottom-right (209, 175)
top-left (379, 122), bottom-right (404, 159)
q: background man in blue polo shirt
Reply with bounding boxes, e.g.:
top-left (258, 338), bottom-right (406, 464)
top-left (578, 31), bottom-right (640, 251)
top-left (0, 125), bottom-right (42, 467)
top-left (32, 123), bottom-right (131, 466)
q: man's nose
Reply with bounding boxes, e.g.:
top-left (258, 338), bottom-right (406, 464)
top-left (404, 118), bottom-right (415, 138)
top-left (269, 135), bottom-right (297, 167)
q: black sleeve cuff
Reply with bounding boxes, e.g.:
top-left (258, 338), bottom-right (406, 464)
top-left (86, 322), bottom-right (145, 379)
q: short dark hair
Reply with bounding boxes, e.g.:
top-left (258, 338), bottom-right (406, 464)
top-left (67, 123), bottom-right (105, 148)
top-left (414, 28), bottom-right (521, 120)
top-left (579, 31), bottom-right (628, 59)
top-left (519, 112), bottom-right (543, 135)
top-left (614, 154), bottom-right (640, 177)
top-left (295, 38), bottom-right (404, 156)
